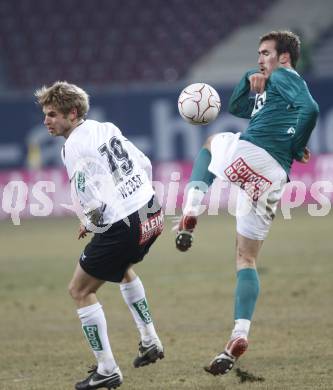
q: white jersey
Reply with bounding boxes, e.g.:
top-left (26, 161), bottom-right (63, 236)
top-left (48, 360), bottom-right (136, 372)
top-left (62, 119), bottom-right (154, 226)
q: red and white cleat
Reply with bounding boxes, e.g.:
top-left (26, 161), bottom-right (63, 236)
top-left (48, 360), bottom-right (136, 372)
top-left (175, 215), bottom-right (198, 252)
top-left (204, 337), bottom-right (248, 376)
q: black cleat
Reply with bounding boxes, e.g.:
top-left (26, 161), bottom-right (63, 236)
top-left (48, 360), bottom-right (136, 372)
top-left (133, 340), bottom-right (164, 368)
top-left (175, 215), bottom-right (197, 252)
top-left (176, 230), bottom-right (193, 251)
top-left (75, 365), bottom-right (123, 390)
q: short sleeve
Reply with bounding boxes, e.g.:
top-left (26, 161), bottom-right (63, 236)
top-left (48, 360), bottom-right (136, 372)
top-left (63, 142), bottom-right (81, 181)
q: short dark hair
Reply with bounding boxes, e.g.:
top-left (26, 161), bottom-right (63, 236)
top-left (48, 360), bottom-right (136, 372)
top-left (260, 30), bottom-right (301, 68)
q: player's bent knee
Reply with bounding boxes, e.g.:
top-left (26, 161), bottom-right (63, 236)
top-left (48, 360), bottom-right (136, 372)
top-left (68, 283), bottom-right (90, 301)
top-left (237, 256), bottom-right (256, 269)
top-left (203, 135), bottom-right (215, 151)
top-left (236, 248), bottom-right (257, 269)
top-left (68, 283), bottom-right (78, 300)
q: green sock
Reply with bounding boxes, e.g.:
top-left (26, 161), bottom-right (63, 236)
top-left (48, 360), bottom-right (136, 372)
top-left (234, 268), bottom-right (260, 321)
top-left (189, 148), bottom-right (216, 191)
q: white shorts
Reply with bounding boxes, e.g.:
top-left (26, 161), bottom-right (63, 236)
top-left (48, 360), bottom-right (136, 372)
top-left (208, 132), bottom-right (287, 240)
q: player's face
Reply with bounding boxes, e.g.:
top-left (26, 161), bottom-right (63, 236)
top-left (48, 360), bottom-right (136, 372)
top-left (257, 40), bottom-right (280, 78)
top-left (43, 105), bottom-right (74, 138)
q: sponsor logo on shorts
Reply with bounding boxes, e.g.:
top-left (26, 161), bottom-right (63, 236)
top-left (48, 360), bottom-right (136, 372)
top-left (83, 325), bottom-right (103, 351)
top-left (133, 298), bottom-right (152, 324)
top-left (139, 210), bottom-right (164, 245)
top-left (224, 157), bottom-right (272, 201)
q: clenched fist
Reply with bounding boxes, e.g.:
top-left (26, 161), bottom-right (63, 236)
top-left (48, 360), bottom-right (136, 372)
top-left (248, 73), bottom-right (267, 94)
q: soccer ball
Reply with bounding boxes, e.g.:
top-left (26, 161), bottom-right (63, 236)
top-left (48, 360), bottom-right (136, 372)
top-left (178, 83), bottom-right (221, 125)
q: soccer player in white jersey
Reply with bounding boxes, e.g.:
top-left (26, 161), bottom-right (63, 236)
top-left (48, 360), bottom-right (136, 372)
top-left (35, 81), bottom-right (164, 390)
top-left (175, 31), bottom-right (319, 375)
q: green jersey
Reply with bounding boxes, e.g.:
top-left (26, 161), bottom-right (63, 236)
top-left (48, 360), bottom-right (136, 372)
top-left (228, 67), bottom-right (319, 173)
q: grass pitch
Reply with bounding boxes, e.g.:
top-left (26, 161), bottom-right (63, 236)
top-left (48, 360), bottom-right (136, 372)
top-left (1, 209), bottom-right (332, 389)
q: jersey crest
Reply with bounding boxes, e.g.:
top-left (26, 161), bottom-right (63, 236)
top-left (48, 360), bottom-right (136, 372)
top-left (251, 91), bottom-right (266, 116)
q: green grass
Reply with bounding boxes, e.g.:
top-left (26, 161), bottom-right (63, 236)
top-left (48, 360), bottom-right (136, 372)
top-left (0, 210), bottom-right (332, 389)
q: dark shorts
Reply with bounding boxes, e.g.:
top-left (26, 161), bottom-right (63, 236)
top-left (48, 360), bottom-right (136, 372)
top-left (79, 196), bottom-right (164, 283)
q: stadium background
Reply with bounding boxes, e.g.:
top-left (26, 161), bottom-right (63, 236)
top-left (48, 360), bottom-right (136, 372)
top-left (0, 0), bottom-right (332, 389)
top-left (1, 0), bottom-right (333, 218)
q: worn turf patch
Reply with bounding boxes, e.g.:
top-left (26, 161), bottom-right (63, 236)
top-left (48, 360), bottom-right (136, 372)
top-left (235, 367), bottom-right (265, 383)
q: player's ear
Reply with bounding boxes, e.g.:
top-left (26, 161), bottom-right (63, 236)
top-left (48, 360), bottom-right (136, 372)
top-left (69, 107), bottom-right (78, 120)
top-left (279, 52), bottom-right (290, 65)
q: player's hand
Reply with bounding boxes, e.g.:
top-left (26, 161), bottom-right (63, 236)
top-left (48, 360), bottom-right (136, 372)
top-left (249, 73), bottom-right (266, 94)
top-left (300, 147), bottom-right (311, 164)
top-left (78, 224), bottom-right (89, 239)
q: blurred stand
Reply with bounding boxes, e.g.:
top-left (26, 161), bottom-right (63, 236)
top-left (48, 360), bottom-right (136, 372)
top-left (0, 0), bottom-right (332, 220)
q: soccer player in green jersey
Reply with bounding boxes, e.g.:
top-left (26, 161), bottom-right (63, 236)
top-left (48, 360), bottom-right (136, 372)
top-left (175, 31), bottom-right (319, 375)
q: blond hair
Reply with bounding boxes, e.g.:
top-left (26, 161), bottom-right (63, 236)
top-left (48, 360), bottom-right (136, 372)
top-left (35, 81), bottom-right (90, 120)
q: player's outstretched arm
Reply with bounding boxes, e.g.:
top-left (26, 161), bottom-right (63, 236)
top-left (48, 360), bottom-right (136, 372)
top-left (228, 69), bottom-right (258, 119)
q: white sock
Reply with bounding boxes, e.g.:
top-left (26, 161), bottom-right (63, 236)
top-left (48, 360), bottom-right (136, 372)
top-left (183, 187), bottom-right (206, 216)
top-left (120, 276), bottom-right (159, 346)
top-left (231, 319), bottom-right (251, 339)
top-left (77, 302), bottom-right (117, 375)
